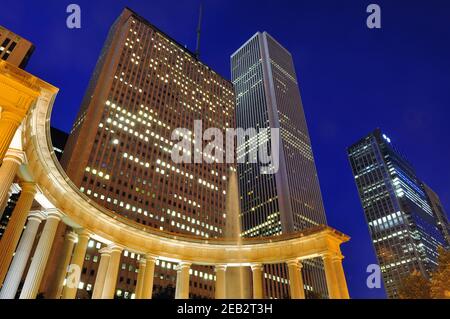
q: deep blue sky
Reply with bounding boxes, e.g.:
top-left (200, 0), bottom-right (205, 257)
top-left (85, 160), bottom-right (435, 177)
top-left (2, 0), bottom-right (449, 299)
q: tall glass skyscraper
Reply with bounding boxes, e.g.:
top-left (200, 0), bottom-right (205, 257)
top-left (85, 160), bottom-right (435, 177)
top-left (231, 32), bottom-right (329, 299)
top-left (347, 129), bottom-right (447, 298)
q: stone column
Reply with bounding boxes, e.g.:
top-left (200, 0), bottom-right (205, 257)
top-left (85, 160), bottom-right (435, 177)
top-left (0, 149), bottom-right (25, 218)
top-left (140, 255), bottom-right (156, 299)
top-left (134, 258), bottom-right (146, 299)
top-left (251, 264), bottom-right (264, 299)
top-left (100, 245), bottom-right (123, 299)
top-left (215, 265), bottom-right (227, 299)
top-left (92, 248), bottom-right (111, 299)
top-left (61, 230), bottom-right (90, 299)
top-left (322, 253), bottom-right (341, 299)
top-left (175, 262), bottom-right (191, 299)
top-left (332, 254), bottom-right (350, 299)
top-left (0, 112), bottom-right (23, 165)
top-left (287, 259), bottom-right (306, 299)
top-left (0, 211), bottom-right (45, 299)
top-left (19, 209), bottom-right (63, 299)
top-left (0, 182), bottom-right (36, 285)
top-left (46, 231), bottom-right (78, 299)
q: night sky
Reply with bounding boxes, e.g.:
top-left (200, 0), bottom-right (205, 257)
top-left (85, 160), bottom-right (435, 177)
top-left (2, 0), bottom-right (449, 299)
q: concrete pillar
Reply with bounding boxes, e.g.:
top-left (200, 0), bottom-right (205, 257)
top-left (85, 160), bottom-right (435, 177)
top-left (215, 265), bottom-right (227, 299)
top-left (0, 182), bottom-right (36, 285)
top-left (140, 255), bottom-right (156, 299)
top-left (332, 254), bottom-right (350, 299)
top-left (134, 258), bottom-right (146, 299)
top-left (0, 211), bottom-right (45, 299)
top-left (0, 149), bottom-right (25, 218)
top-left (46, 231), bottom-right (77, 299)
top-left (175, 262), bottom-right (191, 299)
top-left (19, 209), bottom-right (62, 299)
top-left (100, 245), bottom-right (123, 299)
top-left (61, 230), bottom-right (90, 299)
top-left (251, 264), bottom-right (264, 299)
top-left (0, 112), bottom-right (23, 165)
top-left (287, 259), bottom-right (305, 299)
top-left (92, 248), bottom-right (111, 299)
top-left (322, 253), bottom-right (341, 299)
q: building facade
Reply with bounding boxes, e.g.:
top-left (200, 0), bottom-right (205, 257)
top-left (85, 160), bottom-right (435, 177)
top-left (347, 129), bottom-right (447, 298)
top-left (59, 8), bottom-right (235, 299)
top-left (231, 32), bottom-right (329, 299)
top-left (0, 26), bottom-right (34, 69)
top-left (423, 183), bottom-right (450, 248)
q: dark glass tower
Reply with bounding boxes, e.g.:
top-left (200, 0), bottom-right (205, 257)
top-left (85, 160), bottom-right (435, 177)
top-left (231, 32), bottom-right (329, 299)
top-left (347, 129), bottom-right (446, 298)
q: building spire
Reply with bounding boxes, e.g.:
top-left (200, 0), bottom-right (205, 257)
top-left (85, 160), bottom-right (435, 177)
top-left (195, 1), bottom-right (203, 59)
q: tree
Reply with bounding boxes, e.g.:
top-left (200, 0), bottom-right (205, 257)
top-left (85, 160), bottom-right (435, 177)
top-left (430, 247), bottom-right (450, 299)
top-left (397, 270), bottom-right (431, 299)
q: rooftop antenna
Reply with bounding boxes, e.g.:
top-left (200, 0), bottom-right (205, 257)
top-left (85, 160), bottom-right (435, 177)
top-left (195, 1), bottom-right (203, 59)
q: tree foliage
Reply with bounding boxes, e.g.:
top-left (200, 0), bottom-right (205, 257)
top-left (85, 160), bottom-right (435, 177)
top-left (398, 247), bottom-right (450, 299)
top-left (397, 270), bottom-right (431, 299)
top-left (430, 247), bottom-right (450, 299)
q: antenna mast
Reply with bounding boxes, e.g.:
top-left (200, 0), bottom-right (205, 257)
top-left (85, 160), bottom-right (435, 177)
top-left (195, 2), bottom-right (203, 59)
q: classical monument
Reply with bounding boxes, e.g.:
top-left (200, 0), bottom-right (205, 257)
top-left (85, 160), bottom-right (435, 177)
top-left (0, 57), bottom-right (350, 299)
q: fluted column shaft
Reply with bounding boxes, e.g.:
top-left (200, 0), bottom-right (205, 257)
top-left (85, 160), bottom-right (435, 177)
top-left (62, 230), bottom-right (90, 299)
top-left (0, 182), bottom-right (36, 285)
top-left (175, 262), bottom-right (191, 299)
top-left (0, 212), bottom-right (44, 299)
top-left (215, 265), bottom-right (227, 299)
top-left (251, 264), bottom-right (264, 299)
top-left (100, 245), bottom-right (123, 299)
top-left (19, 210), bottom-right (62, 299)
top-left (287, 259), bottom-right (305, 299)
top-left (0, 150), bottom-right (26, 220)
top-left (332, 255), bottom-right (350, 299)
top-left (0, 112), bottom-right (23, 165)
top-left (140, 255), bottom-right (156, 299)
top-left (323, 253), bottom-right (341, 299)
top-left (46, 231), bottom-right (77, 299)
top-left (134, 259), bottom-right (146, 299)
top-left (92, 249), bottom-right (111, 299)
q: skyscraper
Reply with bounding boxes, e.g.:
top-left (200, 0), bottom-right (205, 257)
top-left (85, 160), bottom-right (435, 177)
top-left (58, 8), bottom-right (235, 299)
top-left (423, 183), bottom-right (450, 247)
top-left (0, 26), bottom-right (34, 69)
top-left (231, 32), bottom-right (329, 299)
top-left (347, 129), bottom-right (446, 298)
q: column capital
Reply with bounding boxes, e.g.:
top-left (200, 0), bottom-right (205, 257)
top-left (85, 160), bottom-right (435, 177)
top-left (321, 252), bottom-right (342, 261)
top-left (27, 210), bottom-right (46, 222)
top-left (215, 264), bottom-right (227, 272)
top-left (144, 253), bottom-right (158, 262)
top-left (4, 149), bottom-right (26, 165)
top-left (98, 246), bottom-right (112, 256)
top-left (138, 258), bottom-right (147, 267)
top-left (250, 264), bottom-right (264, 272)
top-left (65, 231), bottom-right (78, 243)
top-left (45, 208), bottom-right (63, 221)
top-left (19, 182), bottom-right (36, 195)
top-left (107, 243), bottom-right (125, 253)
top-left (286, 259), bottom-right (302, 269)
top-left (75, 228), bottom-right (92, 240)
top-left (176, 261), bottom-right (192, 271)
